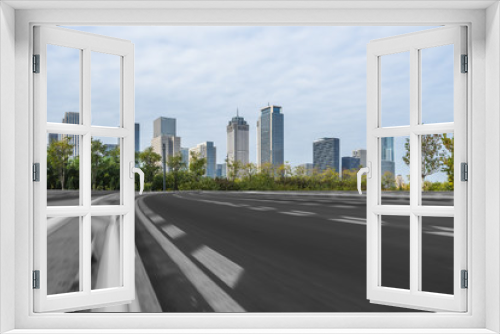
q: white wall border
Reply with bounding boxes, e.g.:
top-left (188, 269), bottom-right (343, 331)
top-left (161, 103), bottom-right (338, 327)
top-left (0, 2), bottom-right (496, 334)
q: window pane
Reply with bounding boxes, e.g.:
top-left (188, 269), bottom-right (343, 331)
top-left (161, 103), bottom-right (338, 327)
top-left (47, 133), bottom-right (81, 206)
top-left (91, 215), bottom-right (122, 290)
top-left (421, 133), bottom-right (454, 206)
top-left (421, 45), bottom-right (454, 124)
top-left (381, 215), bottom-right (410, 290)
top-left (380, 136), bottom-right (410, 205)
top-left (47, 45), bottom-right (81, 124)
top-left (380, 52), bottom-right (410, 127)
top-left (47, 216), bottom-right (81, 294)
top-left (421, 216), bottom-right (454, 294)
top-left (91, 137), bottom-right (121, 205)
top-left (91, 52), bottom-right (121, 127)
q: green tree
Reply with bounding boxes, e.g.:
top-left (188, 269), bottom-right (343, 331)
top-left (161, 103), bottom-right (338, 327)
top-left (139, 146), bottom-right (162, 184)
top-left (403, 134), bottom-right (443, 181)
top-left (189, 151), bottom-right (207, 181)
top-left (381, 171), bottom-right (396, 190)
top-left (441, 134), bottom-right (454, 188)
top-left (47, 137), bottom-right (74, 190)
top-left (243, 162), bottom-right (258, 182)
top-left (226, 157), bottom-right (243, 181)
top-left (167, 153), bottom-right (187, 190)
top-left (91, 139), bottom-right (106, 190)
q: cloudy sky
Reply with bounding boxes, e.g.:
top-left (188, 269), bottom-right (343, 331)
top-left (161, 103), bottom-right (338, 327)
top-left (48, 25), bottom-right (454, 182)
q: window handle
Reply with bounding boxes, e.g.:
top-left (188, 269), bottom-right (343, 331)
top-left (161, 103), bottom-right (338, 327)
top-left (130, 162), bottom-right (144, 195)
top-left (357, 162), bottom-right (371, 195)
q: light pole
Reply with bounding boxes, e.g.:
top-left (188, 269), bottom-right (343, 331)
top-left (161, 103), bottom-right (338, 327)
top-left (162, 143), bottom-right (166, 191)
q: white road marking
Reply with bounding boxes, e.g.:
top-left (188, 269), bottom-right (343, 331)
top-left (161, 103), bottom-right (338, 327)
top-left (136, 200), bottom-right (245, 312)
top-left (192, 245), bottom-right (244, 289)
top-left (331, 205), bottom-right (357, 209)
top-left (300, 202), bottom-right (319, 206)
top-left (198, 199), bottom-right (248, 207)
top-left (330, 218), bottom-right (366, 225)
top-left (426, 226), bottom-right (453, 237)
top-left (150, 214), bottom-right (164, 224)
top-left (426, 231), bottom-right (454, 237)
top-left (248, 206), bottom-right (275, 211)
top-left (280, 210), bottom-right (316, 217)
top-left (162, 224), bottom-right (186, 239)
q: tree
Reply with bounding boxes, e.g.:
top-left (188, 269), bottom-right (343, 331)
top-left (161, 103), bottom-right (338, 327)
top-left (381, 171), bottom-right (396, 190)
top-left (441, 134), bottom-right (454, 188)
top-left (189, 151), bottom-right (207, 181)
top-left (226, 157), bottom-right (243, 181)
top-left (47, 137), bottom-right (74, 190)
top-left (91, 139), bottom-right (106, 190)
top-left (403, 134), bottom-right (443, 181)
top-left (167, 153), bottom-right (186, 190)
top-left (243, 162), bottom-right (258, 182)
top-left (139, 146), bottom-right (162, 184)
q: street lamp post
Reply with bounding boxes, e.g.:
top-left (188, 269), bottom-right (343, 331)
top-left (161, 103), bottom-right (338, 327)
top-left (162, 143), bottom-right (166, 191)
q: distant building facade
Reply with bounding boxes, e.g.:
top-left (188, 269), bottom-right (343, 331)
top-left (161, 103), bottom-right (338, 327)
top-left (313, 137), bottom-right (340, 173)
top-left (190, 141), bottom-right (217, 178)
top-left (352, 149), bottom-right (367, 167)
top-left (61, 111), bottom-right (80, 157)
top-left (48, 133), bottom-right (59, 145)
top-left (135, 123), bottom-right (140, 153)
top-left (256, 105), bottom-right (284, 168)
top-left (342, 157), bottom-right (360, 178)
top-left (180, 147), bottom-right (189, 167)
top-left (227, 111), bottom-right (249, 166)
top-left (151, 135), bottom-right (181, 170)
top-left (216, 163), bottom-right (227, 178)
top-left (381, 137), bottom-right (395, 177)
top-left (153, 117), bottom-right (176, 137)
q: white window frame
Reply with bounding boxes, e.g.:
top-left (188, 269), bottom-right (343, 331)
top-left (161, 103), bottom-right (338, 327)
top-left (1, 1), bottom-right (499, 334)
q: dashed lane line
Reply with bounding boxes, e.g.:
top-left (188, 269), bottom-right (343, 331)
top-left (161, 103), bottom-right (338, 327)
top-left (248, 206), bottom-right (276, 211)
top-left (192, 245), bottom-right (244, 289)
top-left (136, 200), bottom-right (245, 312)
top-left (280, 210), bottom-right (316, 217)
top-left (162, 224), bottom-right (187, 240)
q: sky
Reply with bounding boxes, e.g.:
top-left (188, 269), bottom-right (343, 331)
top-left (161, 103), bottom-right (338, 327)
top-left (47, 25), bottom-right (454, 182)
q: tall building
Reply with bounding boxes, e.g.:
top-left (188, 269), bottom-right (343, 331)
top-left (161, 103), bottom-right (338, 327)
top-left (313, 137), bottom-right (340, 173)
top-left (352, 149), bottom-right (367, 167)
top-left (135, 123), bottom-right (140, 153)
top-left (151, 135), bottom-right (181, 170)
top-left (48, 133), bottom-right (59, 145)
top-left (189, 142), bottom-right (216, 178)
top-left (227, 110), bottom-right (249, 166)
top-left (342, 157), bottom-right (361, 178)
top-left (216, 163), bottom-right (227, 178)
top-left (180, 147), bottom-right (189, 167)
top-left (256, 105), bottom-right (284, 167)
top-left (61, 111), bottom-right (80, 157)
top-left (153, 117), bottom-right (176, 137)
top-left (381, 137), bottom-right (395, 176)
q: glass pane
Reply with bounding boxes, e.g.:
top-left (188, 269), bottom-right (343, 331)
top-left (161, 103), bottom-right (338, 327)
top-left (381, 215), bottom-right (410, 290)
top-left (380, 136), bottom-right (410, 205)
top-left (421, 45), bottom-right (454, 124)
top-left (91, 52), bottom-right (121, 127)
top-left (91, 215), bottom-right (122, 289)
top-left (47, 216), bottom-right (81, 294)
top-left (421, 133), bottom-right (454, 206)
top-left (91, 137), bottom-right (121, 205)
top-left (421, 216), bottom-right (454, 294)
top-left (47, 133), bottom-right (81, 206)
top-left (381, 52), bottom-right (410, 127)
top-left (47, 45), bottom-right (81, 124)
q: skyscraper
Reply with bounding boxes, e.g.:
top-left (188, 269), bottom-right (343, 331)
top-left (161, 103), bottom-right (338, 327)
top-left (352, 149), bottom-right (367, 167)
top-left (48, 133), bottom-right (59, 145)
top-left (256, 105), bottom-right (284, 167)
top-left (342, 156), bottom-right (361, 178)
top-left (135, 123), bottom-right (140, 153)
top-left (180, 147), bottom-right (189, 167)
top-left (189, 142), bottom-right (216, 178)
top-left (313, 138), bottom-right (340, 173)
top-left (227, 110), bottom-right (249, 166)
top-left (151, 135), bottom-right (181, 170)
top-left (381, 137), bottom-right (395, 177)
top-left (153, 117), bottom-right (176, 137)
top-left (61, 111), bottom-right (80, 157)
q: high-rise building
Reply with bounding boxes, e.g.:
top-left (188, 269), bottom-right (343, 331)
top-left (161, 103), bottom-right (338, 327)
top-left (352, 149), bottom-right (367, 167)
top-left (48, 133), bottom-right (59, 145)
top-left (381, 137), bottom-right (395, 177)
top-left (256, 105), bottom-right (284, 167)
top-left (180, 147), bottom-right (189, 167)
top-left (342, 156), bottom-right (361, 178)
top-left (151, 135), bottom-right (181, 170)
top-left (313, 138), bottom-right (340, 173)
top-left (216, 163), bottom-right (227, 178)
top-left (135, 123), bottom-right (140, 153)
top-left (227, 110), bottom-right (249, 166)
top-left (153, 117), bottom-right (176, 137)
top-left (189, 142), bottom-right (216, 178)
top-left (61, 112), bottom-right (80, 157)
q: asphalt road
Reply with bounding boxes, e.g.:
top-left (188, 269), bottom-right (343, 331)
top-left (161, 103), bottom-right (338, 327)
top-left (46, 190), bottom-right (454, 312)
top-left (135, 191), bottom-right (454, 312)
